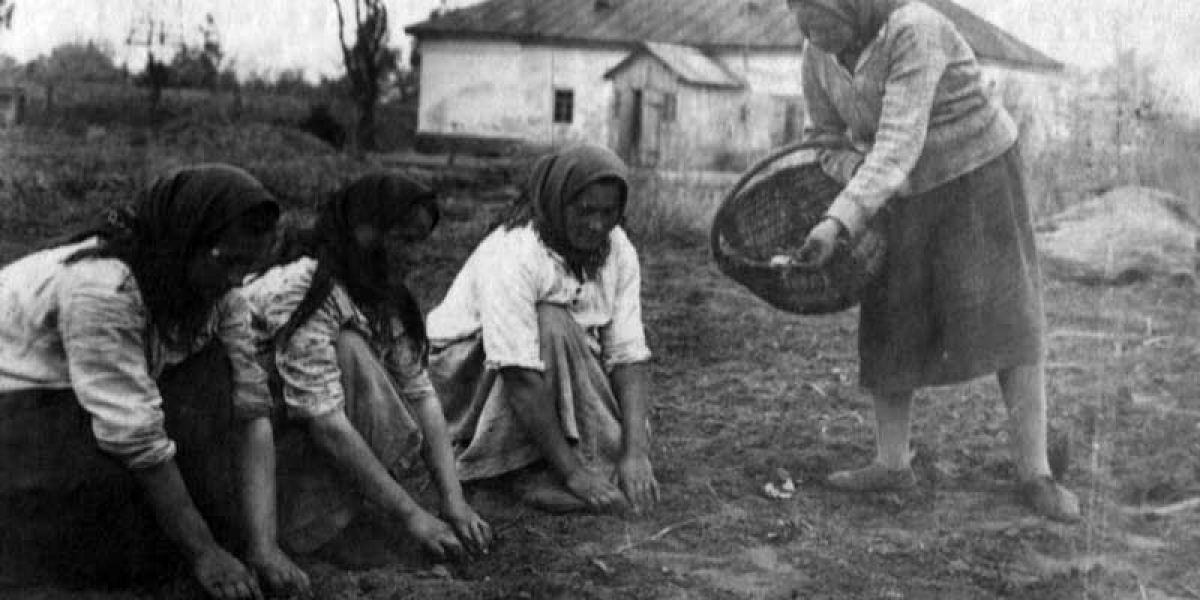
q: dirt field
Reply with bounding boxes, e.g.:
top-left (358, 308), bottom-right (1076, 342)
top-left (3, 124), bottom-right (1200, 600)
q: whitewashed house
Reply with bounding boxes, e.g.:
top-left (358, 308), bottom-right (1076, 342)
top-left (406, 0), bottom-right (1061, 170)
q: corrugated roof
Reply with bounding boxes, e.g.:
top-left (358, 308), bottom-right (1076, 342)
top-left (604, 42), bottom-right (744, 88)
top-left (406, 0), bottom-right (1063, 71)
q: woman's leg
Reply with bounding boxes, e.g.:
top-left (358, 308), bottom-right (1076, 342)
top-left (827, 389), bottom-right (917, 491)
top-left (997, 363), bottom-right (1081, 522)
top-left (274, 330), bottom-right (426, 556)
top-left (0, 389), bottom-right (178, 587)
top-left (873, 390), bottom-right (915, 470)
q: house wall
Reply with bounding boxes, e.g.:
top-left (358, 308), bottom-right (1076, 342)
top-left (417, 39), bottom-right (627, 148)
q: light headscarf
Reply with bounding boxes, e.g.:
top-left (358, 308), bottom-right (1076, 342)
top-left (792, 0), bottom-right (909, 57)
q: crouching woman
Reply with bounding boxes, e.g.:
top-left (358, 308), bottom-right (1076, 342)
top-left (241, 173), bottom-right (492, 562)
top-left (0, 164), bottom-right (308, 598)
top-left (426, 143), bottom-right (659, 514)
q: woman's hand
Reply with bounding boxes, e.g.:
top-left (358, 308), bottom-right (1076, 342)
top-left (404, 509), bottom-right (466, 561)
top-left (443, 500), bottom-right (494, 556)
top-left (795, 217), bottom-right (846, 269)
top-left (246, 544), bottom-right (311, 599)
top-left (617, 452), bottom-right (660, 514)
top-left (193, 546), bottom-right (263, 600)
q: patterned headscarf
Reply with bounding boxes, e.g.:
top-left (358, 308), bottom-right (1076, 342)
top-left (496, 143), bottom-right (630, 280)
top-left (271, 172), bottom-right (439, 354)
top-left (67, 163), bottom-right (280, 348)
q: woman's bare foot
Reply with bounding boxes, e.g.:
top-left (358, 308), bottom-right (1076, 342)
top-left (1021, 476), bottom-right (1082, 523)
top-left (827, 463), bottom-right (916, 492)
top-left (564, 468), bottom-right (627, 512)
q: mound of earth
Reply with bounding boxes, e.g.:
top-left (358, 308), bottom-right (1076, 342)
top-left (1038, 186), bottom-right (1200, 285)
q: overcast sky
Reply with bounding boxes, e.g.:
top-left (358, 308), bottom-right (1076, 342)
top-left (2, 0), bottom-right (1199, 109)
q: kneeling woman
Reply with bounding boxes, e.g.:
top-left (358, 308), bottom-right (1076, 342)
top-left (0, 165), bottom-right (307, 598)
top-left (426, 143), bottom-right (659, 514)
top-left (242, 173), bottom-right (492, 561)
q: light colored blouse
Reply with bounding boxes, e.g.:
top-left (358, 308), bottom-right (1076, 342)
top-left (0, 238), bottom-right (271, 469)
top-left (426, 224), bottom-right (651, 372)
top-left (242, 257), bottom-right (438, 419)
top-left (802, 1), bottom-right (1018, 238)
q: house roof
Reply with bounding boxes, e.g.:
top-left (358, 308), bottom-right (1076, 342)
top-left (604, 42), bottom-right (744, 89)
top-left (406, 0), bottom-right (1063, 71)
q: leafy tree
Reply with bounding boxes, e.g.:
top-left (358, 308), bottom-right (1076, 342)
top-left (169, 45), bottom-right (218, 88)
top-left (25, 42), bottom-right (124, 111)
top-left (333, 0), bottom-right (399, 151)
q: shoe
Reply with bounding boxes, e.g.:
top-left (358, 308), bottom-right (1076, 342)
top-left (827, 463), bottom-right (916, 492)
top-left (1021, 476), bottom-right (1082, 523)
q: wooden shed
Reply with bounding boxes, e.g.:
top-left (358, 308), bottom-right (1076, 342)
top-left (604, 42), bottom-right (802, 170)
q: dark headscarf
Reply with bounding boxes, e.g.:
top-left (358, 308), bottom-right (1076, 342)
top-left (271, 173), bottom-right (439, 355)
top-left (792, 0), bottom-right (909, 65)
top-left (66, 163), bottom-right (280, 349)
top-left (495, 143), bottom-right (630, 280)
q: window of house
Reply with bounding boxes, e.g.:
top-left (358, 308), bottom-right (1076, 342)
top-left (553, 89), bottom-right (574, 124)
top-left (662, 92), bottom-right (677, 122)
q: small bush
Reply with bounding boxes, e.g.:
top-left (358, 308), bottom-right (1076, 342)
top-left (300, 102), bottom-right (347, 149)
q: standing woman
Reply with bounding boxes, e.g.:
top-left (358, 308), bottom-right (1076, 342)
top-left (786, 0), bottom-right (1080, 521)
top-left (426, 143), bottom-right (659, 515)
top-left (0, 164), bottom-right (310, 598)
top-left (241, 173), bottom-right (492, 562)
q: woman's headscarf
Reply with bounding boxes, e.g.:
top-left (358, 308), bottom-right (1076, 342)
top-left (66, 163), bottom-right (280, 349)
top-left (792, 0), bottom-right (909, 59)
top-left (271, 173), bottom-right (439, 355)
top-left (495, 143), bottom-right (630, 280)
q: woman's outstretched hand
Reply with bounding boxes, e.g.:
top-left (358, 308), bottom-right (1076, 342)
top-left (618, 452), bottom-right (660, 515)
top-left (246, 544), bottom-right (312, 598)
top-left (405, 509), bottom-right (467, 561)
top-left (795, 217), bottom-right (844, 269)
top-left (443, 501), bottom-right (494, 557)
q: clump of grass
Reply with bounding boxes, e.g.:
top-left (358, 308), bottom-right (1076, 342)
top-left (624, 167), bottom-right (738, 247)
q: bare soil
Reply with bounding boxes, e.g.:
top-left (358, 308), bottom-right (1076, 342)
top-left (3, 126), bottom-right (1200, 600)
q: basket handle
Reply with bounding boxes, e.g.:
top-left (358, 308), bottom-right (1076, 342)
top-left (721, 140), bottom-right (832, 208)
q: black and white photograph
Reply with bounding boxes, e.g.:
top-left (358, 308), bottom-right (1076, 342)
top-left (1, 0), bottom-right (1199, 598)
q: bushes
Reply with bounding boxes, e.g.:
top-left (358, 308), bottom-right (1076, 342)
top-left (299, 103), bottom-right (347, 149)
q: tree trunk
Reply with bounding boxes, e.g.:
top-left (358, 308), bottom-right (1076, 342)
top-left (356, 100), bottom-right (376, 152)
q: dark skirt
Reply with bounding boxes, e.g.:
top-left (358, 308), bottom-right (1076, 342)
top-left (858, 145), bottom-right (1045, 392)
top-left (0, 343), bottom-right (240, 587)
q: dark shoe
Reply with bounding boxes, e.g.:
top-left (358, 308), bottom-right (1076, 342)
top-left (827, 463), bottom-right (916, 492)
top-left (1021, 476), bottom-right (1082, 523)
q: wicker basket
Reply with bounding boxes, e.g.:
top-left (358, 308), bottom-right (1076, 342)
top-left (710, 143), bottom-right (886, 315)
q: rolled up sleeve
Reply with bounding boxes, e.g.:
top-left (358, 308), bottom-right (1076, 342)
top-left (216, 291), bottom-right (272, 420)
top-left (826, 21), bottom-right (948, 238)
top-left (601, 236), bottom-right (651, 369)
top-left (276, 298), bottom-right (346, 419)
top-left (478, 255), bottom-right (545, 371)
top-left (59, 278), bottom-right (175, 470)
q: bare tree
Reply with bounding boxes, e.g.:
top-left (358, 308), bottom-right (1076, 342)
top-left (333, 0), bottom-right (398, 151)
top-left (0, 0), bottom-right (13, 30)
